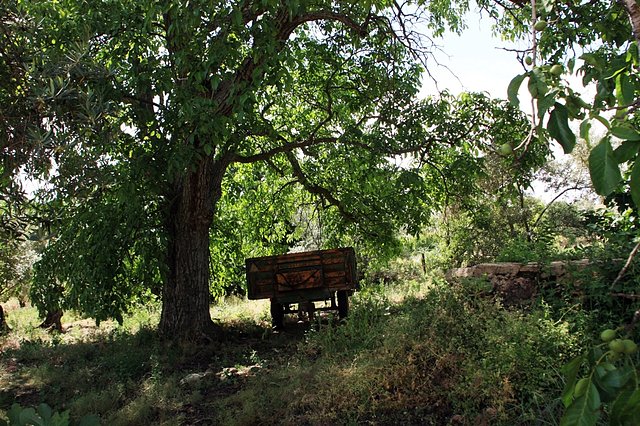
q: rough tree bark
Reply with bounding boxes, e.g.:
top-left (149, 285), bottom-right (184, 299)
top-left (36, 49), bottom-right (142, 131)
top-left (39, 309), bottom-right (63, 332)
top-left (158, 155), bottom-right (229, 340)
top-left (621, 0), bottom-right (640, 44)
top-left (0, 304), bottom-right (10, 334)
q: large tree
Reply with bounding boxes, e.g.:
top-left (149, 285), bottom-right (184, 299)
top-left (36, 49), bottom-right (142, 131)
top-left (3, 0), bottom-right (536, 340)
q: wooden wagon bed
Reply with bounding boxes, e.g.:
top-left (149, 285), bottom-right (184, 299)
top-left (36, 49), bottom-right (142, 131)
top-left (245, 247), bottom-right (357, 328)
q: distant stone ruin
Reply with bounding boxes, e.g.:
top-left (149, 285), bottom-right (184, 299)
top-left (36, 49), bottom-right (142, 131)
top-left (446, 260), bottom-right (592, 305)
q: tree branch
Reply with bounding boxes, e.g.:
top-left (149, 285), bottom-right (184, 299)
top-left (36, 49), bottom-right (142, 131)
top-left (232, 136), bottom-right (338, 164)
top-left (610, 239), bottom-right (640, 290)
top-left (285, 10), bottom-right (372, 38)
top-left (210, 8), bottom-right (375, 117)
top-left (285, 152), bottom-right (357, 223)
top-left (531, 185), bottom-right (590, 230)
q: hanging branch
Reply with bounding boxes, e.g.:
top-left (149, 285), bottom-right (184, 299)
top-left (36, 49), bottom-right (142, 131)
top-left (531, 184), bottom-right (590, 230)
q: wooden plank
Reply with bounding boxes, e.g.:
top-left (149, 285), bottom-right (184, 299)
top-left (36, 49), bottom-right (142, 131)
top-left (246, 247), bottom-right (357, 300)
top-left (276, 269), bottom-right (322, 291)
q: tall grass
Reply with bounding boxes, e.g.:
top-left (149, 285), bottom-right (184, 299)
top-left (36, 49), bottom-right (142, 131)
top-left (211, 278), bottom-right (580, 425)
top-left (2, 276), bottom-right (581, 425)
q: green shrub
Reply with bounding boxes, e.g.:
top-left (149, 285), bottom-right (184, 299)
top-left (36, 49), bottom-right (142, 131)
top-left (496, 234), bottom-right (557, 263)
top-left (213, 280), bottom-right (580, 424)
top-left (1, 403), bottom-right (99, 426)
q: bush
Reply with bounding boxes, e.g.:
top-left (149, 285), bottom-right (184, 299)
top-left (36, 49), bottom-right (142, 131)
top-left (212, 280), bottom-right (581, 424)
top-left (1, 403), bottom-right (99, 426)
top-left (560, 329), bottom-right (640, 425)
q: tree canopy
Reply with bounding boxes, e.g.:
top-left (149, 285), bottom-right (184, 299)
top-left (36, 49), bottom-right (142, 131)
top-left (6, 0), bottom-right (633, 340)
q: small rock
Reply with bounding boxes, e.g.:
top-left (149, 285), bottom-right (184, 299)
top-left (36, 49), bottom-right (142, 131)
top-left (450, 414), bottom-right (464, 424)
top-left (180, 372), bottom-right (210, 386)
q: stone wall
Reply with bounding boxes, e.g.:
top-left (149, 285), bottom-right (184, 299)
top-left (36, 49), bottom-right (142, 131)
top-left (445, 260), bottom-right (592, 305)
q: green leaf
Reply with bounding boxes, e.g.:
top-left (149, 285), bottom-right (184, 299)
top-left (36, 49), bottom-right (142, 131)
top-left (528, 70), bottom-right (549, 99)
top-left (79, 414), bottom-right (101, 426)
top-left (610, 388), bottom-right (635, 426)
top-left (548, 103), bottom-right (576, 153)
top-left (537, 92), bottom-right (557, 119)
top-left (628, 42), bottom-right (639, 66)
top-left (596, 80), bottom-right (613, 102)
top-left (7, 404), bottom-right (22, 424)
top-left (592, 114), bottom-right (611, 130)
top-left (611, 125), bottom-right (640, 141)
top-left (560, 395), bottom-right (599, 426)
top-left (561, 355), bottom-right (584, 408)
top-left (507, 73), bottom-right (526, 107)
top-left (589, 138), bottom-right (622, 196)
top-left (19, 407), bottom-right (44, 426)
top-left (52, 410), bottom-right (71, 426)
top-left (613, 141), bottom-right (639, 163)
top-left (623, 388), bottom-right (640, 418)
top-left (615, 73), bottom-right (635, 106)
top-left (528, 72), bottom-right (540, 98)
top-left (587, 383), bottom-right (601, 410)
top-left (581, 53), bottom-right (601, 69)
top-left (542, 0), bottom-right (554, 12)
top-left (37, 403), bottom-right (52, 421)
top-left (580, 119), bottom-right (591, 143)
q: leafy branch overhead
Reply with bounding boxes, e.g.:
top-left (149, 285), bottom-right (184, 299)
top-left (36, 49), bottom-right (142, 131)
top-left (505, 0), bottom-right (640, 203)
top-left (0, 0), bottom-right (541, 338)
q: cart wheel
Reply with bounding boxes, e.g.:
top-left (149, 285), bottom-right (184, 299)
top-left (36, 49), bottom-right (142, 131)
top-left (270, 300), bottom-right (284, 329)
top-left (337, 290), bottom-right (349, 319)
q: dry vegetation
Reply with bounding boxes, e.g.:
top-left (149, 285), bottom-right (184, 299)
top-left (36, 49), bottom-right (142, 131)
top-left (1, 276), bottom-right (582, 425)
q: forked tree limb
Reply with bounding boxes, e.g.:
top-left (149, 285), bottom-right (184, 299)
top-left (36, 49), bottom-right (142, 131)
top-left (610, 239), bottom-right (640, 290)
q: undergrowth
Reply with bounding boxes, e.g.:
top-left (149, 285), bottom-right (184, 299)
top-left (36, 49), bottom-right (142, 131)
top-left (211, 280), bottom-right (580, 425)
top-left (1, 278), bottom-right (586, 425)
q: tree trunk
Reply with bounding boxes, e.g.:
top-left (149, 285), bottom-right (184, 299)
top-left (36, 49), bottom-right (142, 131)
top-left (0, 304), bottom-right (10, 334)
top-left (39, 310), bottom-right (63, 332)
top-left (622, 0), bottom-right (640, 44)
top-left (158, 155), bottom-right (227, 341)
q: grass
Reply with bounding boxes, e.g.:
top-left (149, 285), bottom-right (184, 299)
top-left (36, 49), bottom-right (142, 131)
top-left (1, 276), bottom-right (582, 425)
top-left (0, 295), bottom-right (304, 425)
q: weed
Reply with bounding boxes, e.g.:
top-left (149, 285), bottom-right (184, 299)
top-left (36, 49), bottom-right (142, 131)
top-left (208, 278), bottom-right (580, 425)
top-left (0, 276), bottom-right (600, 425)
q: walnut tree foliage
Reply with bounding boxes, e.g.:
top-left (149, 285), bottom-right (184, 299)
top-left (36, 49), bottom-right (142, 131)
top-left (497, 0), bottom-right (640, 424)
top-left (2, 0), bottom-right (540, 338)
top-left (502, 0), bottom-right (640, 207)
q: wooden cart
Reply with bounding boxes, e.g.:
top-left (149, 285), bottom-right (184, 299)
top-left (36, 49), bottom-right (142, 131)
top-left (245, 247), bottom-right (357, 328)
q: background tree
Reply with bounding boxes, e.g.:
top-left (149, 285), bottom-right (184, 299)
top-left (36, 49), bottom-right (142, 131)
top-left (497, 1), bottom-right (640, 422)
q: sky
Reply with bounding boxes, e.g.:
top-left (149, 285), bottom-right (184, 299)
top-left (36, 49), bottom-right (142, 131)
top-left (419, 15), bottom-right (597, 204)
top-left (418, 14), bottom-right (528, 99)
